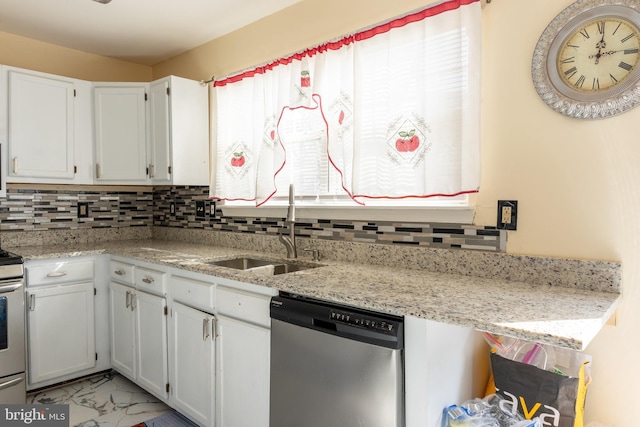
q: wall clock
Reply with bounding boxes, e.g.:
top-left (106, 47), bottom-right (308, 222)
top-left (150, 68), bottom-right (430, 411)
top-left (532, 0), bottom-right (640, 119)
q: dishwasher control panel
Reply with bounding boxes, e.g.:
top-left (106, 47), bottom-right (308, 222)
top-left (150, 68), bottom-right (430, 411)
top-left (271, 293), bottom-right (404, 349)
top-left (330, 309), bottom-right (396, 332)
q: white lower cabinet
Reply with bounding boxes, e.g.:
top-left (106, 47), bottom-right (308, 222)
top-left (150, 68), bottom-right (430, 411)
top-left (169, 301), bottom-right (216, 426)
top-left (109, 282), bottom-right (169, 401)
top-left (108, 259), bottom-right (169, 402)
top-left (216, 315), bottom-right (270, 427)
top-left (109, 282), bottom-right (136, 379)
top-left (27, 282), bottom-right (95, 384)
top-left (215, 283), bottom-right (277, 427)
top-left (108, 260), bottom-right (275, 427)
top-left (136, 290), bottom-right (169, 398)
top-left (25, 256), bottom-right (110, 391)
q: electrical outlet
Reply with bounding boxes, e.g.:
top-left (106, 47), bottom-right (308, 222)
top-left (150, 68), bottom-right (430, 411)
top-left (501, 205), bottom-right (512, 224)
top-left (497, 200), bottom-right (518, 230)
top-left (77, 202), bottom-right (89, 218)
top-left (170, 202), bottom-right (176, 215)
top-left (196, 200), bottom-right (206, 218)
top-left (209, 201), bottom-right (216, 217)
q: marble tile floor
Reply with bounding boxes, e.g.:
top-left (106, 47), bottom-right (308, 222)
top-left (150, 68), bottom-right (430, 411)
top-left (27, 371), bottom-right (173, 427)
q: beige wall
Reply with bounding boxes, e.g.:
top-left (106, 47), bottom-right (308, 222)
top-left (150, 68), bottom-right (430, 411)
top-left (156, 0), bottom-right (639, 424)
top-left (152, 0), bottom-right (440, 80)
top-left (0, 0), bottom-right (636, 423)
top-left (479, 2), bottom-right (638, 424)
top-left (0, 31), bottom-right (151, 81)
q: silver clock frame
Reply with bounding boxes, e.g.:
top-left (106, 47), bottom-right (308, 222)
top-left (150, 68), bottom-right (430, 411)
top-left (532, 0), bottom-right (640, 119)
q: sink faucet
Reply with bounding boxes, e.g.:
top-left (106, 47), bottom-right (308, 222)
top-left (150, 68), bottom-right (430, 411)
top-left (279, 184), bottom-right (297, 258)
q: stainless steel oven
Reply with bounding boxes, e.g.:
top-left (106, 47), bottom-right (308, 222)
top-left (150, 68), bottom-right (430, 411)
top-left (0, 252), bottom-right (25, 404)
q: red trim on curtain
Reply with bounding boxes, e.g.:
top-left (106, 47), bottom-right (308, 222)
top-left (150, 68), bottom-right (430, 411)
top-left (257, 94), bottom-right (364, 207)
top-left (213, 0), bottom-right (479, 87)
top-left (353, 189), bottom-right (479, 200)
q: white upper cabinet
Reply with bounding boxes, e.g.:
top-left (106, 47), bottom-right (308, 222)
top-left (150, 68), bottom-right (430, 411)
top-left (149, 76), bottom-right (209, 185)
top-left (94, 84), bottom-right (149, 183)
top-left (5, 67), bottom-right (93, 184)
top-left (0, 67), bottom-right (210, 187)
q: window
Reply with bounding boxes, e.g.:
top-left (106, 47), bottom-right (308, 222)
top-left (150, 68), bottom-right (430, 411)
top-left (210, 0), bottom-right (481, 222)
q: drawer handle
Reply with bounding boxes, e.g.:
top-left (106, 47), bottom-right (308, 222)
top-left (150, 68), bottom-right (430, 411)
top-left (114, 269), bottom-right (125, 276)
top-left (142, 277), bottom-right (154, 284)
top-left (46, 271), bottom-right (67, 278)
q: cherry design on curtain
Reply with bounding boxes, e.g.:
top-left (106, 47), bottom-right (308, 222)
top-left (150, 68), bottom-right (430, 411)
top-left (224, 141), bottom-right (253, 179)
top-left (263, 116), bottom-right (279, 149)
top-left (387, 113), bottom-right (432, 169)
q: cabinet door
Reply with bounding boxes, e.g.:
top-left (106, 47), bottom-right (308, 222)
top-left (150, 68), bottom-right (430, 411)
top-left (109, 282), bottom-right (136, 380)
top-left (136, 290), bottom-right (168, 400)
top-left (170, 301), bottom-right (215, 427)
top-left (94, 86), bottom-right (148, 182)
top-left (150, 75), bottom-right (209, 185)
top-left (8, 70), bottom-right (75, 179)
top-left (27, 282), bottom-right (95, 384)
top-left (217, 315), bottom-right (270, 427)
top-left (149, 80), bottom-right (171, 183)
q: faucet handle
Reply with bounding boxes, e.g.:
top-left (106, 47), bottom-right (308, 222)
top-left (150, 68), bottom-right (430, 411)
top-left (303, 248), bottom-right (320, 261)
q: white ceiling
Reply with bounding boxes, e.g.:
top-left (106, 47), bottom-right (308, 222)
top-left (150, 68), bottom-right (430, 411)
top-left (0, 0), bottom-right (303, 66)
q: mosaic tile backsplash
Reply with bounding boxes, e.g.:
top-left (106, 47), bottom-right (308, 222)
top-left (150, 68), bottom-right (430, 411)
top-left (1, 185), bottom-right (506, 251)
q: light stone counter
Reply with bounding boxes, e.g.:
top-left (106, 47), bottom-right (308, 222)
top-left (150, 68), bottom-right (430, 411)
top-left (11, 238), bottom-right (621, 351)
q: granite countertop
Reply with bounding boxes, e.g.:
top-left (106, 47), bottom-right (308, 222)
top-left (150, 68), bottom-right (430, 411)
top-left (12, 239), bottom-right (621, 351)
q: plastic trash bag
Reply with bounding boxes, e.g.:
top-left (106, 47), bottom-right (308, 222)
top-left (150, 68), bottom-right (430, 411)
top-left (442, 394), bottom-right (542, 427)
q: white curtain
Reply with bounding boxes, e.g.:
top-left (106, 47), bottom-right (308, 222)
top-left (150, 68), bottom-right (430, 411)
top-left (211, 0), bottom-right (481, 204)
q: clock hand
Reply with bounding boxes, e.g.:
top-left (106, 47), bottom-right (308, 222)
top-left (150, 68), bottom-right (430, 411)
top-left (588, 49), bottom-right (625, 58)
top-left (593, 28), bottom-right (607, 65)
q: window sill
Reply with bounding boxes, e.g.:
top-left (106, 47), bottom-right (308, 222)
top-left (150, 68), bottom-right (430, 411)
top-left (219, 204), bottom-right (476, 224)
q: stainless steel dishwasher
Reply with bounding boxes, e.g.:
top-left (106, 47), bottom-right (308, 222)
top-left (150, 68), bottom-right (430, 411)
top-left (270, 293), bottom-right (404, 427)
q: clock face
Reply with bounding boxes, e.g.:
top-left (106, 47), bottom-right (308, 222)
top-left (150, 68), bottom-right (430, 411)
top-left (557, 17), bottom-right (640, 92)
top-left (532, 1), bottom-right (640, 119)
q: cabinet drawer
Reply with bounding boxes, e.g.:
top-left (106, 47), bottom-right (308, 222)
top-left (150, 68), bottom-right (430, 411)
top-left (135, 267), bottom-right (166, 294)
top-left (170, 275), bottom-right (215, 312)
top-left (109, 260), bottom-right (135, 285)
top-left (27, 259), bottom-right (94, 287)
top-left (216, 286), bottom-right (271, 327)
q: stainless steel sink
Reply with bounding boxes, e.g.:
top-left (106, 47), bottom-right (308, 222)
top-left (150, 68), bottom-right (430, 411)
top-left (209, 257), bottom-right (275, 270)
top-left (207, 257), bottom-right (322, 275)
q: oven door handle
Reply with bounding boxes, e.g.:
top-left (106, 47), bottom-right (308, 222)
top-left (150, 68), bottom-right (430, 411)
top-left (0, 283), bottom-right (21, 294)
top-left (0, 376), bottom-right (24, 391)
